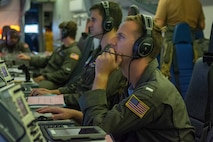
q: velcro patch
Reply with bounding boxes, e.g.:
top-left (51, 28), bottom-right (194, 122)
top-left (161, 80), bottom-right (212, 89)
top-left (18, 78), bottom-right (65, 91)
top-left (70, 53), bottom-right (79, 60)
top-left (125, 94), bottom-right (150, 118)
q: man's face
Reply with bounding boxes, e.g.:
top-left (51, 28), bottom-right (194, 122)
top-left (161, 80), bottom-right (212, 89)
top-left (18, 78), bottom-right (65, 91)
top-left (111, 21), bottom-right (139, 68)
top-left (88, 9), bottom-right (103, 39)
top-left (7, 35), bottom-right (19, 46)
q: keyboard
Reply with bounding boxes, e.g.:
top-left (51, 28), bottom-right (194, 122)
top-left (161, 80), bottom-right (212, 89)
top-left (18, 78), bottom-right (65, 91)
top-left (38, 120), bottom-right (75, 141)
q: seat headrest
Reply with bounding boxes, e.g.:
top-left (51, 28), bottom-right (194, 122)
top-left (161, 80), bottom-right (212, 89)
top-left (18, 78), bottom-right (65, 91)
top-left (173, 22), bottom-right (192, 44)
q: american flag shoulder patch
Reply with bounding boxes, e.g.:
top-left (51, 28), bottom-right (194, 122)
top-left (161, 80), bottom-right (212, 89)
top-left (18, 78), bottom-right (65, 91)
top-left (125, 94), bottom-right (150, 118)
top-left (70, 53), bottom-right (79, 60)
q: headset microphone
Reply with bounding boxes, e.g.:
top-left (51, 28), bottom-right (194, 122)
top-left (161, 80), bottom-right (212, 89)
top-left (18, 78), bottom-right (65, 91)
top-left (104, 51), bottom-right (135, 58)
top-left (89, 33), bottom-right (104, 38)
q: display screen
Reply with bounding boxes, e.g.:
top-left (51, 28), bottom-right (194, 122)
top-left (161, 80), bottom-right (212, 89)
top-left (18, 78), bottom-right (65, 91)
top-left (24, 24), bottom-right (38, 33)
top-left (0, 134), bottom-right (7, 142)
top-left (47, 126), bottom-right (106, 140)
top-left (1, 66), bottom-right (8, 77)
top-left (16, 97), bottom-right (28, 117)
top-left (50, 127), bottom-right (99, 136)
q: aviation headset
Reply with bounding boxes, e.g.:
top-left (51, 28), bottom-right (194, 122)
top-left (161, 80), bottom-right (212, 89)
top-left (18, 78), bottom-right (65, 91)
top-left (128, 5), bottom-right (140, 16)
top-left (101, 1), bottom-right (114, 33)
top-left (6, 29), bottom-right (20, 42)
top-left (132, 14), bottom-right (154, 59)
top-left (61, 22), bottom-right (70, 39)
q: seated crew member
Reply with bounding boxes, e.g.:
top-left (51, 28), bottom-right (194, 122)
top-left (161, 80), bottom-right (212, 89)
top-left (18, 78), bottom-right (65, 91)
top-left (17, 20), bottom-right (81, 90)
top-left (0, 29), bottom-right (30, 56)
top-left (36, 1), bottom-right (127, 114)
top-left (31, 1), bottom-right (127, 112)
top-left (37, 14), bottom-right (195, 141)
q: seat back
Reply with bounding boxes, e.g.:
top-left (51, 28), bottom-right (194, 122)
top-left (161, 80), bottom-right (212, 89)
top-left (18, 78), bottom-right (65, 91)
top-left (184, 58), bottom-right (209, 141)
top-left (170, 22), bottom-right (194, 98)
top-left (65, 35), bottom-right (94, 85)
top-left (195, 29), bottom-right (204, 40)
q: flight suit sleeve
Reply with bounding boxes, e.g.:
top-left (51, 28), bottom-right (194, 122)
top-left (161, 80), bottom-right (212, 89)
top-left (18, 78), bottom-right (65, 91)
top-left (105, 69), bottom-right (127, 108)
top-left (78, 89), bottom-right (165, 135)
top-left (63, 93), bottom-right (81, 110)
top-left (58, 86), bottom-right (73, 94)
top-left (18, 42), bottom-right (31, 53)
top-left (43, 50), bottom-right (81, 84)
top-left (30, 56), bottom-right (49, 67)
top-left (155, 0), bottom-right (167, 22)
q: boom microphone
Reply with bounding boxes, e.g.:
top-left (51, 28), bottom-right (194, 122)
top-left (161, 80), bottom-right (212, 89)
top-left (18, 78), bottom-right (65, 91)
top-left (89, 33), bottom-right (104, 38)
top-left (104, 50), bottom-right (135, 58)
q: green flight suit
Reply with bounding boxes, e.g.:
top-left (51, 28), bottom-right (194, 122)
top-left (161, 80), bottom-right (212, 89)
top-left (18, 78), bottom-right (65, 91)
top-left (0, 41), bottom-right (31, 54)
top-left (30, 42), bottom-right (81, 89)
top-left (63, 45), bottom-right (127, 110)
top-left (79, 59), bottom-right (195, 142)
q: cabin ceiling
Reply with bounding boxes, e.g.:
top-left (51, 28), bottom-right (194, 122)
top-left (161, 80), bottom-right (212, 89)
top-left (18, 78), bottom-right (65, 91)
top-left (114, 0), bottom-right (212, 14)
top-left (113, 0), bottom-right (158, 14)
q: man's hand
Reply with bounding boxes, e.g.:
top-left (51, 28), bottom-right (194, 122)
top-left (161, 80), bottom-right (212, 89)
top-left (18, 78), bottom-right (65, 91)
top-left (36, 107), bottom-right (83, 123)
top-left (92, 48), bottom-right (122, 90)
top-left (30, 88), bottom-right (51, 96)
top-left (33, 75), bottom-right (45, 83)
top-left (17, 53), bottom-right (31, 60)
top-left (95, 48), bottom-right (121, 77)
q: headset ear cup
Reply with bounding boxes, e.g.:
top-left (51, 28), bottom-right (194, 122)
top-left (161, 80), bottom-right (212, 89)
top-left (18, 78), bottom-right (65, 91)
top-left (133, 36), bottom-right (154, 58)
top-left (103, 16), bottom-right (114, 32)
top-left (101, 1), bottom-right (114, 33)
top-left (61, 28), bottom-right (68, 39)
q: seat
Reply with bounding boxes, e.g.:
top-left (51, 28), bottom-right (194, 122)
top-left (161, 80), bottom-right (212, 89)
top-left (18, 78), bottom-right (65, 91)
top-left (195, 29), bottom-right (204, 40)
top-left (65, 35), bottom-right (94, 85)
top-left (184, 57), bottom-right (210, 142)
top-left (170, 22), bottom-right (194, 98)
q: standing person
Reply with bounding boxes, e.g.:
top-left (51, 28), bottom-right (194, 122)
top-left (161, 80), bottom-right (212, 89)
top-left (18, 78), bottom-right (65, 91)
top-left (155, 0), bottom-right (205, 79)
top-left (44, 25), bottom-right (53, 52)
top-left (18, 20), bottom-right (81, 90)
top-left (36, 1), bottom-right (126, 118)
top-left (0, 29), bottom-right (30, 55)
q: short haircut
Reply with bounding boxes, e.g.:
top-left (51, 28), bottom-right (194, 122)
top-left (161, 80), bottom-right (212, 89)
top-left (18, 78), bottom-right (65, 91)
top-left (58, 20), bottom-right (77, 39)
top-left (125, 14), bottom-right (162, 59)
top-left (89, 1), bottom-right (122, 31)
top-left (7, 29), bottom-right (19, 39)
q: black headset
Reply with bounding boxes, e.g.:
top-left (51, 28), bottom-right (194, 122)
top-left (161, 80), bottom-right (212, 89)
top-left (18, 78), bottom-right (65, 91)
top-left (6, 29), bottom-right (20, 42)
top-left (61, 22), bottom-right (70, 39)
top-left (132, 14), bottom-right (154, 59)
top-left (128, 5), bottom-right (140, 16)
top-left (101, 1), bottom-right (114, 33)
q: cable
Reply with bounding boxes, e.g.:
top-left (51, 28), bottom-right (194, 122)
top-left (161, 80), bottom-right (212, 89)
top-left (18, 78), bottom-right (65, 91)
top-left (128, 59), bottom-right (134, 84)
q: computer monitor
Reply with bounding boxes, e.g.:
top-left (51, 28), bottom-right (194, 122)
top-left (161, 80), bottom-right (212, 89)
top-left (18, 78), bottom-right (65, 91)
top-left (0, 84), bottom-right (45, 142)
top-left (24, 24), bottom-right (38, 34)
top-left (0, 60), bottom-right (13, 85)
top-left (203, 22), bottom-right (213, 63)
top-left (0, 122), bottom-right (12, 142)
top-left (209, 22), bottom-right (213, 53)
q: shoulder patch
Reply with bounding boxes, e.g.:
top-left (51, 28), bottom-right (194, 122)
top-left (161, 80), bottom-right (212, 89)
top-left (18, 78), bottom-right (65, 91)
top-left (70, 53), bottom-right (79, 60)
top-left (125, 94), bottom-right (150, 118)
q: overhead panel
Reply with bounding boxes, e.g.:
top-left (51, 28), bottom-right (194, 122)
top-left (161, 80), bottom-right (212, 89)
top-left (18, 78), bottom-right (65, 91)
top-left (134, 0), bottom-right (158, 14)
